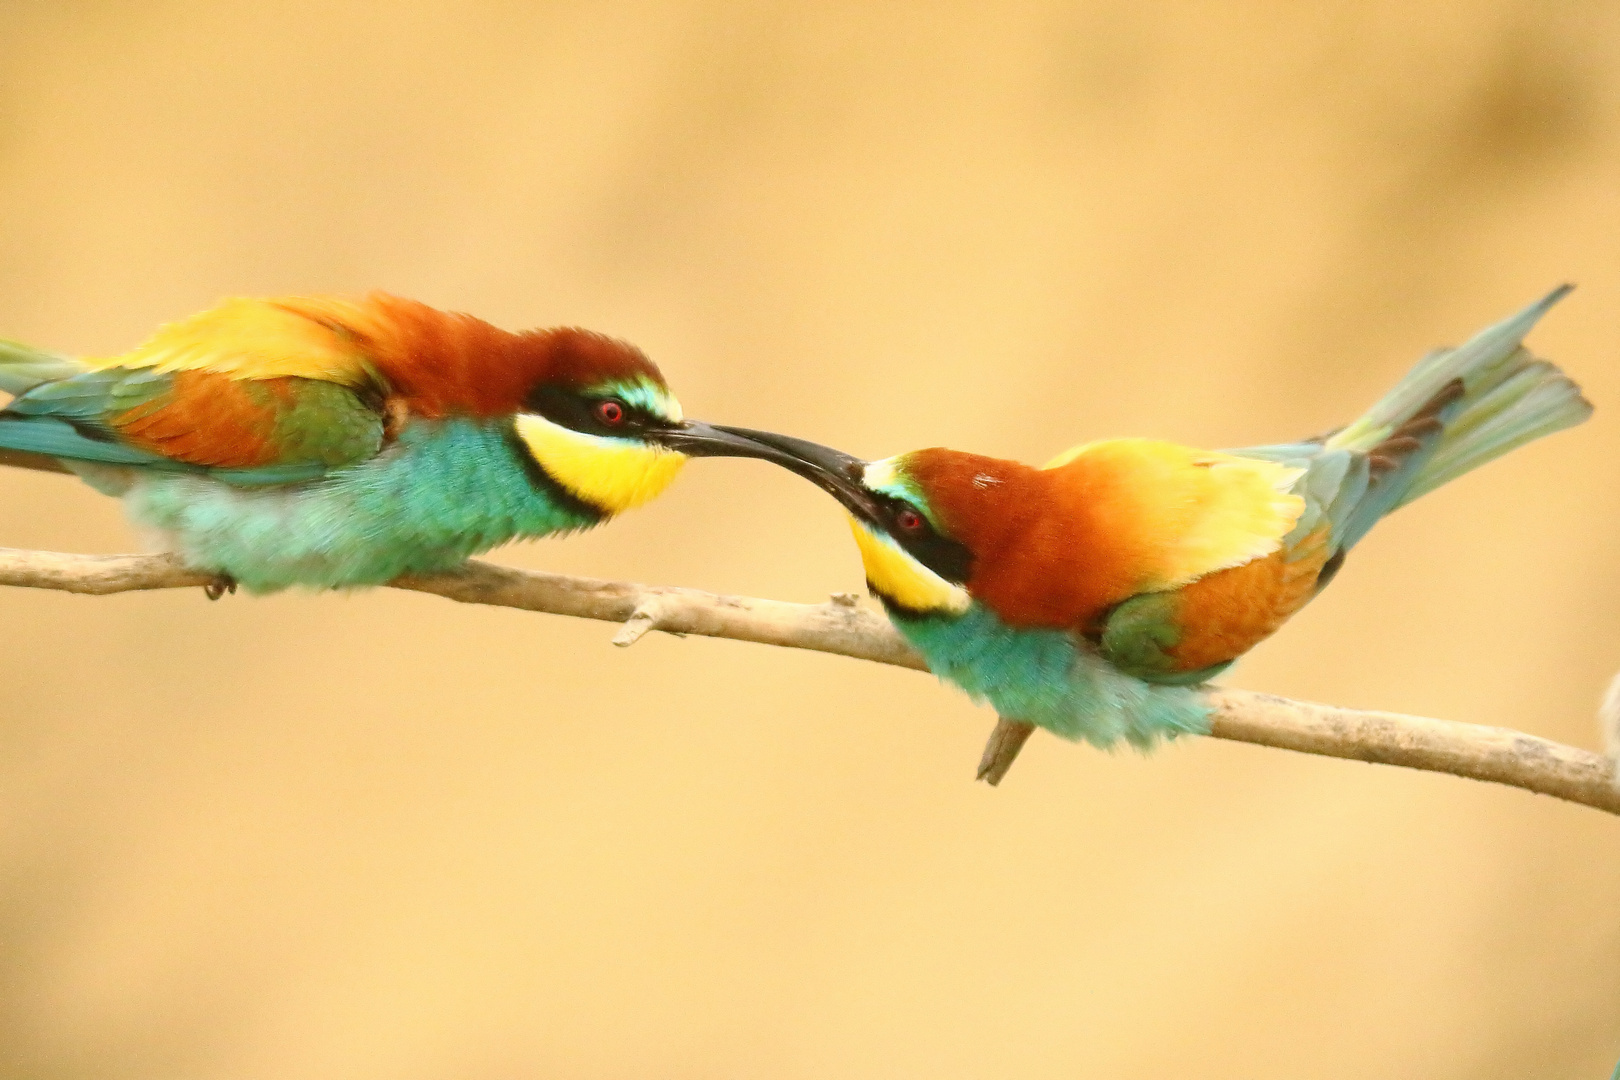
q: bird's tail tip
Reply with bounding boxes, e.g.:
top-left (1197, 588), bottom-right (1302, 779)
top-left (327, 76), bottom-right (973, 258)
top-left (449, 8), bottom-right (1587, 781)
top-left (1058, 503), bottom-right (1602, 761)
top-left (1537, 281), bottom-right (1576, 310)
top-left (1499, 282), bottom-right (1575, 335)
top-left (1331, 285), bottom-right (1584, 446)
top-left (1329, 287), bottom-right (1592, 512)
top-left (0, 339), bottom-right (81, 396)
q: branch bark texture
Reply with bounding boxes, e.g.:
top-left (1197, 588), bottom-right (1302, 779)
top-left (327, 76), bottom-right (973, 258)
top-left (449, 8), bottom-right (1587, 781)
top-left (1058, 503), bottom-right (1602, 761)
top-left (2, 546), bottom-right (1615, 817)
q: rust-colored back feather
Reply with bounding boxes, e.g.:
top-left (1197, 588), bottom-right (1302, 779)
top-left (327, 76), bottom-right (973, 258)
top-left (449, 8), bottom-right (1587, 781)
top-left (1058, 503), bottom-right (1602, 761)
top-left (307, 295), bottom-right (665, 418)
top-left (102, 293), bottom-right (669, 421)
top-left (900, 449), bottom-right (1130, 629)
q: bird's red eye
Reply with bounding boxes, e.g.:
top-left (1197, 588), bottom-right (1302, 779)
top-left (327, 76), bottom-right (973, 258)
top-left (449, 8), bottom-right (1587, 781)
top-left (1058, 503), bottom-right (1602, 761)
top-left (896, 508), bottom-right (923, 532)
top-left (596, 399), bottom-right (626, 425)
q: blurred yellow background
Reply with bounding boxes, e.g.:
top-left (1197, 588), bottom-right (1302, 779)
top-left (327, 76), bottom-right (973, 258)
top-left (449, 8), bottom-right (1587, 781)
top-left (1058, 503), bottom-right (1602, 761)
top-left (1, 2), bottom-right (1617, 1077)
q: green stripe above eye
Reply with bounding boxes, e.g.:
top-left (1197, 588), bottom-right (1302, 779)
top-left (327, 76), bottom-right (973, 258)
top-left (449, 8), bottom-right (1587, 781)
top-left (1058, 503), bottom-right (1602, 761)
top-left (593, 377), bottom-right (680, 422)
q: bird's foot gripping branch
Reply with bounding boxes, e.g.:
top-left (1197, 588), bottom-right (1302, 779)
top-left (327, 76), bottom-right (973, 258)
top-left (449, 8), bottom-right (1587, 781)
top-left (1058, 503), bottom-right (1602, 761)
top-left (1, 546), bottom-right (1616, 817)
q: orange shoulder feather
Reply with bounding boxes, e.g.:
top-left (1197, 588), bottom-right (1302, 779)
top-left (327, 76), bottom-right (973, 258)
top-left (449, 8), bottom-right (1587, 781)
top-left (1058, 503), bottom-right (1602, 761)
top-left (1156, 525), bottom-right (1332, 671)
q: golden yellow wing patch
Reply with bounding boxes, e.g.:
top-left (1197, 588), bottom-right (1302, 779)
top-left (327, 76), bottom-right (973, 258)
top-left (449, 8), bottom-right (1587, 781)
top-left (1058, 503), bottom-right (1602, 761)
top-left (1043, 438), bottom-right (1306, 591)
top-left (85, 296), bottom-right (384, 387)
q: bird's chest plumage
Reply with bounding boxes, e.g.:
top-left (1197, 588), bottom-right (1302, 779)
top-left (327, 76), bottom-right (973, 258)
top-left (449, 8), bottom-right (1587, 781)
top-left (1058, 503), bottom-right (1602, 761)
top-left (889, 601), bottom-right (1211, 750)
top-left (123, 419), bottom-right (597, 592)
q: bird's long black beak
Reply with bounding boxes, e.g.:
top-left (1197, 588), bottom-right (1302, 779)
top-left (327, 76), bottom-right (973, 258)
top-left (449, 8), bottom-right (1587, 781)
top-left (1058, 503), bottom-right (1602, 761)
top-left (703, 424), bottom-right (884, 524)
top-left (652, 419), bottom-right (803, 461)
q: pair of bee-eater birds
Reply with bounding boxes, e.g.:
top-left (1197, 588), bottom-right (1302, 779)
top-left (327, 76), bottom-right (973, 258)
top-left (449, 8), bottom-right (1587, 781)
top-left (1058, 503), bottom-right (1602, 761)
top-left (0, 287), bottom-right (1591, 781)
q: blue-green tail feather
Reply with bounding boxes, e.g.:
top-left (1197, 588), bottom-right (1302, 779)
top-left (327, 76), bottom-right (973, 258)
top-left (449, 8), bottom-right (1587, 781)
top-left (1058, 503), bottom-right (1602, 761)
top-left (1322, 286), bottom-right (1590, 550)
top-left (1240, 288), bottom-right (1590, 556)
top-left (0, 365), bottom-right (334, 484)
top-left (0, 339), bottom-right (83, 396)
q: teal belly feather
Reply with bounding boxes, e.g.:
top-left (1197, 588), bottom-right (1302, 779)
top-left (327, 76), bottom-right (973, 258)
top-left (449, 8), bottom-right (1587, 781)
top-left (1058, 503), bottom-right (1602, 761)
top-left (125, 419), bottom-right (597, 592)
top-left (891, 601), bottom-right (1212, 749)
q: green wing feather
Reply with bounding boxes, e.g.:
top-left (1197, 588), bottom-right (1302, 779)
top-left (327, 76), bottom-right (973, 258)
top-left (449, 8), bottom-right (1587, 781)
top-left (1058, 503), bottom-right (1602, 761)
top-left (0, 296), bottom-right (393, 484)
top-left (1095, 591), bottom-right (1237, 686)
top-left (0, 368), bottom-right (384, 485)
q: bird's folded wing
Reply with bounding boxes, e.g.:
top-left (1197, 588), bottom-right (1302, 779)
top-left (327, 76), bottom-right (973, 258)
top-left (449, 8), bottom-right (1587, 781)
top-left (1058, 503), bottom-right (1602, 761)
top-left (1036, 438), bottom-right (1327, 682)
top-left (0, 297), bottom-right (388, 484)
top-left (0, 367), bottom-right (384, 484)
top-left (1097, 526), bottom-right (1333, 683)
top-left (1043, 437), bottom-right (1308, 592)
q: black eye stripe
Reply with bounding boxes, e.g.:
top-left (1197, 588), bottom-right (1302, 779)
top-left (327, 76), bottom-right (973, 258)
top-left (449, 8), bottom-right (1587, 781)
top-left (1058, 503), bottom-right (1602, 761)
top-left (870, 493), bottom-right (974, 585)
top-left (526, 385), bottom-right (662, 437)
top-left (873, 494), bottom-right (928, 531)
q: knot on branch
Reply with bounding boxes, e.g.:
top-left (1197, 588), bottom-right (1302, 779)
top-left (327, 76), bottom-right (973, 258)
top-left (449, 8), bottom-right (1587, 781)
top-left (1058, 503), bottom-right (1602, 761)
top-left (613, 595), bottom-right (684, 646)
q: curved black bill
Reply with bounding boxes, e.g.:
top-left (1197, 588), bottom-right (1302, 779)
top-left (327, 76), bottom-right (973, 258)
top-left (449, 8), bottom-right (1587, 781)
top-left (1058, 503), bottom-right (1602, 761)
top-left (650, 419), bottom-right (806, 461)
top-left (705, 424), bottom-right (882, 523)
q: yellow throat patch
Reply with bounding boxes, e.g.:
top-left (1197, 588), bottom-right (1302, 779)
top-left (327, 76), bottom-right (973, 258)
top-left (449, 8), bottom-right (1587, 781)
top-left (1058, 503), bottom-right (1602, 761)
top-left (513, 413), bottom-right (687, 515)
top-left (848, 517), bottom-right (971, 615)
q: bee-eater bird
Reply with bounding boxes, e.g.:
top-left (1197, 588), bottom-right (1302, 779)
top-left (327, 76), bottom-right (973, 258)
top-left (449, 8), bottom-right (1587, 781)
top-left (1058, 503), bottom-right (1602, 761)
top-left (0, 293), bottom-right (794, 594)
top-left (721, 288), bottom-right (1591, 782)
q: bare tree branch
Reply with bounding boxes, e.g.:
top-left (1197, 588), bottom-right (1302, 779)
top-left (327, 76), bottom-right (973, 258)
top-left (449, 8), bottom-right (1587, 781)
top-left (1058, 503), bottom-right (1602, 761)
top-left (1600, 673), bottom-right (1620, 781)
top-left (2, 545), bottom-right (1615, 816)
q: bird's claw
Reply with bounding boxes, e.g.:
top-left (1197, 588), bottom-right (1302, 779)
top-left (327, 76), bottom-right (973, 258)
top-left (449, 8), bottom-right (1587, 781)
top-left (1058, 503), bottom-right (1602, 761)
top-left (203, 574), bottom-right (238, 601)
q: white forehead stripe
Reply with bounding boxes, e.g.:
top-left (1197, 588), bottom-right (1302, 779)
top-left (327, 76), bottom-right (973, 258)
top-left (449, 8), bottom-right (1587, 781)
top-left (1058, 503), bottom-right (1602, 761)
top-left (863, 457), bottom-right (899, 489)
